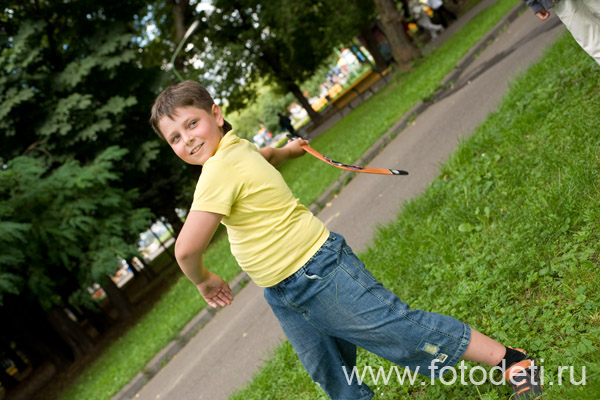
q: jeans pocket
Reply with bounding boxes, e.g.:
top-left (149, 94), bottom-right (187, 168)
top-left (303, 264), bottom-right (340, 281)
top-left (303, 248), bottom-right (340, 281)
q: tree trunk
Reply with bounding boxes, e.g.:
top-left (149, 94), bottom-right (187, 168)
top-left (128, 256), bottom-right (157, 281)
top-left (47, 307), bottom-right (95, 360)
top-left (19, 328), bottom-right (72, 370)
top-left (81, 306), bottom-right (115, 334)
top-left (287, 82), bottom-right (321, 124)
top-left (170, 0), bottom-right (193, 72)
top-left (18, 321), bottom-right (72, 369)
top-left (2, 296), bottom-right (73, 369)
top-left (358, 24), bottom-right (389, 72)
top-left (260, 49), bottom-right (321, 124)
top-left (373, 0), bottom-right (420, 69)
top-left (100, 277), bottom-right (135, 320)
top-left (164, 206), bottom-right (184, 237)
top-left (149, 227), bottom-right (177, 263)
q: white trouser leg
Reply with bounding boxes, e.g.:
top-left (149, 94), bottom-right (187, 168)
top-left (554, 0), bottom-right (600, 65)
top-left (418, 17), bottom-right (444, 38)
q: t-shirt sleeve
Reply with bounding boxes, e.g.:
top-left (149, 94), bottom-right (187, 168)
top-left (190, 159), bottom-right (243, 216)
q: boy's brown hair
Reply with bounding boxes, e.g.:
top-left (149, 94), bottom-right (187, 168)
top-left (150, 80), bottom-right (232, 139)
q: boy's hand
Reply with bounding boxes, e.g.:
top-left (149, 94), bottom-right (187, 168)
top-left (285, 137), bottom-right (309, 160)
top-left (535, 8), bottom-right (550, 20)
top-left (196, 270), bottom-right (234, 308)
top-left (260, 137), bottom-right (309, 167)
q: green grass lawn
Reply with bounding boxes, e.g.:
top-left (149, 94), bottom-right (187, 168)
top-left (230, 34), bottom-right (600, 400)
top-left (58, 1), bottom-right (562, 399)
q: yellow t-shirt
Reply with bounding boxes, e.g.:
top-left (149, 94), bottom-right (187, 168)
top-left (190, 131), bottom-right (329, 287)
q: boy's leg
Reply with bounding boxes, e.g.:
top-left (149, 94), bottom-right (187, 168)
top-left (267, 232), bottom-right (541, 398)
top-left (264, 285), bottom-right (374, 400)
top-left (270, 233), bottom-right (471, 380)
top-left (322, 234), bottom-right (542, 398)
top-left (461, 328), bottom-right (505, 365)
top-left (462, 331), bottom-right (543, 399)
top-left (306, 233), bottom-right (471, 376)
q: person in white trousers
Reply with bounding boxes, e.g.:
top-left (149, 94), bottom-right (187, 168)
top-left (411, 1), bottom-right (444, 39)
top-left (525, 0), bottom-right (600, 65)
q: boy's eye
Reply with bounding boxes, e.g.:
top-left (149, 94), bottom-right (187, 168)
top-left (171, 134), bottom-right (180, 144)
top-left (189, 120), bottom-right (196, 129)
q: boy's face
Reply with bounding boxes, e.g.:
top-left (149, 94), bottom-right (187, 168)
top-left (159, 104), bottom-right (225, 165)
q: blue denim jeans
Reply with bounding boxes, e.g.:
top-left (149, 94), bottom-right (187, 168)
top-left (264, 232), bottom-right (471, 400)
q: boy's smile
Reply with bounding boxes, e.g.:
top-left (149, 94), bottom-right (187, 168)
top-left (159, 104), bottom-right (225, 165)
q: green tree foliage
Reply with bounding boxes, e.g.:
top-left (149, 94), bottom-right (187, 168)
top-left (160, 0), bottom-right (376, 121)
top-left (228, 84), bottom-right (294, 139)
top-left (0, 1), bottom-right (176, 313)
top-left (216, 0), bottom-right (342, 118)
top-left (1, 2), bottom-right (148, 159)
top-left (228, 52), bottom-right (338, 140)
top-left (142, 0), bottom-right (397, 131)
top-left (0, 148), bottom-right (151, 308)
top-left (1, 1), bottom-right (197, 233)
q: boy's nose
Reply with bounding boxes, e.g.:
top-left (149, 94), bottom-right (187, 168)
top-left (184, 133), bottom-right (194, 145)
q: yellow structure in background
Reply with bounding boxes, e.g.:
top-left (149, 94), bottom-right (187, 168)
top-left (311, 83), bottom-right (343, 111)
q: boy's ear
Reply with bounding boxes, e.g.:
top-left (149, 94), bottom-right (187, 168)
top-left (212, 104), bottom-right (224, 127)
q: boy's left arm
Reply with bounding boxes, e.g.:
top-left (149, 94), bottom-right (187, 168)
top-left (259, 138), bottom-right (309, 168)
top-left (175, 210), bottom-right (234, 308)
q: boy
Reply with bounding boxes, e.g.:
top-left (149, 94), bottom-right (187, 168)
top-left (150, 81), bottom-right (542, 399)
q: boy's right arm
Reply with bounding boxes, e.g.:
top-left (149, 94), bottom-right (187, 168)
top-left (175, 210), bottom-right (234, 308)
top-left (259, 137), bottom-right (309, 168)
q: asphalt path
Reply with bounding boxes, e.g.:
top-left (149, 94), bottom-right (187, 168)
top-left (127, 5), bottom-right (564, 400)
top-left (319, 10), bottom-right (564, 254)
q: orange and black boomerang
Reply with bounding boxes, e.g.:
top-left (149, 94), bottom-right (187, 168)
top-left (296, 139), bottom-right (408, 176)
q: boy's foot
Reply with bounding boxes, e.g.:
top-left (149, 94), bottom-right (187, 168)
top-left (504, 349), bottom-right (543, 399)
